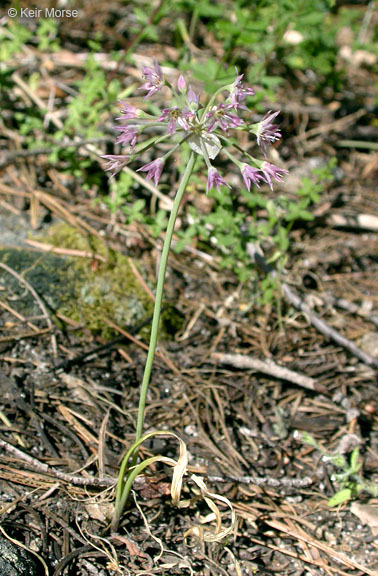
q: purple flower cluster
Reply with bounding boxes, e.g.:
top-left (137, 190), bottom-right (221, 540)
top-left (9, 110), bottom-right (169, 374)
top-left (102, 59), bottom-right (287, 191)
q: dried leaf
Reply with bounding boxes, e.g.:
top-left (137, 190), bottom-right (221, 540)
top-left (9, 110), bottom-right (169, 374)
top-left (351, 502), bottom-right (378, 536)
top-left (184, 474), bottom-right (236, 543)
top-left (84, 502), bottom-right (113, 523)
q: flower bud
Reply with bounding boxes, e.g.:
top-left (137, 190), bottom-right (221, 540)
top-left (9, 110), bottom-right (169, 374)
top-left (177, 74), bottom-right (187, 93)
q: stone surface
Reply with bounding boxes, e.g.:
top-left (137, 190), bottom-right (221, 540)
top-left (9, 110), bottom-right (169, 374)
top-left (360, 332), bottom-right (378, 358)
top-left (0, 535), bottom-right (38, 576)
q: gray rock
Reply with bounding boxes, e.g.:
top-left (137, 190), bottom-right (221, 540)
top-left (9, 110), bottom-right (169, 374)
top-left (0, 535), bottom-right (38, 576)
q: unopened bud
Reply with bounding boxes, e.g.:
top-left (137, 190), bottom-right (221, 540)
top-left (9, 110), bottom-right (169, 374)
top-left (177, 74), bottom-right (187, 93)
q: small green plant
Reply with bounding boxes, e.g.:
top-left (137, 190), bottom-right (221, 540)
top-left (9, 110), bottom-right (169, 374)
top-left (298, 432), bottom-right (378, 506)
top-left (0, 20), bottom-right (32, 64)
top-left (0, 21), bottom-right (32, 92)
top-left (1, 19), bottom-right (122, 188)
top-left (63, 55), bottom-right (121, 139)
top-left (172, 0), bottom-right (347, 95)
top-left (36, 19), bottom-right (60, 52)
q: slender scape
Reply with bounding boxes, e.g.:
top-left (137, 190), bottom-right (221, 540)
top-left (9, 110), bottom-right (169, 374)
top-left (134, 152), bottom-right (196, 444)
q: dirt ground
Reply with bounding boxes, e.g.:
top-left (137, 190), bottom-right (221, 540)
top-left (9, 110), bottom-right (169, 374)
top-left (0, 2), bottom-right (377, 575)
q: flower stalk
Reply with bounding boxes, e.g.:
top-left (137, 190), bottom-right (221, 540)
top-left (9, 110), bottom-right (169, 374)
top-left (110, 153), bottom-right (195, 530)
top-left (134, 151), bottom-right (196, 445)
top-left (102, 60), bottom-right (288, 530)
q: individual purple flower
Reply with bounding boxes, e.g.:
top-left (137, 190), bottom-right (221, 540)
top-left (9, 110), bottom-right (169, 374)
top-left (206, 103), bottom-right (244, 132)
top-left (116, 102), bottom-right (139, 120)
top-left (177, 74), bottom-right (187, 93)
top-left (241, 164), bottom-right (265, 190)
top-left (206, 167), bottom-right (231, 194)
top-left (260, 162), bottom-right (288, 190)
top-left (255, 110), bottom-right (282, 156)
top-left (101, 155), bottom-right (129, 178)
top-left (139, 58), bottom-right (164, 99)
top-left (115, 125), bottom-right (138, 149)
top-left (137, 158), bottom-right (164, 186)
top-left (158, 107), bottom-right (192, 136)
top-left (228, 73), bottom-right (255, 110)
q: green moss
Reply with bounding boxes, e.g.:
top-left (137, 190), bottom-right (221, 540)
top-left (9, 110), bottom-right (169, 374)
top-left (42, 222), bottom-right (185, 339)
top-left (43, 222), bottom-right (108, 258)
top-left (39, 222), bottom-right (154, 338)
top-left (0, 222), bottom-right (184, 340)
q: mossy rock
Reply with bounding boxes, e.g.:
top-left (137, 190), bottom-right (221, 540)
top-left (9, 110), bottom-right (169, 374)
top-left (0, 222), bottom-right (154, 339)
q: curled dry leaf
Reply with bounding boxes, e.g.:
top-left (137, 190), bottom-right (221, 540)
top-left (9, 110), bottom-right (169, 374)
top-left (131, 430), bottom-right (188, 505)
top-left (84, 502), bottom-right (113, 523)
top-left (183, 474), bottom-right (236, 543)
top-left (127, 431), bottom-right (236, 544)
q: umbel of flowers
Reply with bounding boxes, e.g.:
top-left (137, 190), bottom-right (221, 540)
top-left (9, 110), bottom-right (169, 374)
top-left (103, 59), bottom-right (287, 192)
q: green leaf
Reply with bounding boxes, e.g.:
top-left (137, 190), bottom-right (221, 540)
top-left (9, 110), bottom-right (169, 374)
top-left (300, 432), bottom-right (319, 448)
top-left (328, 489), bottom-right (352, 507)
top-left (350, 447), bottom-right (361, 473)
top-left (259, 76), bottom-right (284, 88)
top-left (298, 210), bottom-right (315, 221)
top-left (275, 227), bottom-right (289, 252)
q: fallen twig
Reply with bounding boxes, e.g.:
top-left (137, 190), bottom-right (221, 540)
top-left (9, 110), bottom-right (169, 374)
top-left (0, 438), bottom-right (113, 488)
top-left (0, 328), bottom-right (52, 343)
top-left (294, 108), bottom-right (366, 142)
top-left (54, 312), bottom-right (157, 372)
top-left (0, 300), bottom-right (40, 332)
top-left (25, 239), bottom-right (107, 262)
top-left (0, 138), bottom-right (110, 170)
top-left (0, 437), bottom-right (313, 492)
top-left (336, 139), bottom-right (378, 151)
top-left (212, 352), bottom-right (325, 392)
top-left (325, 294), bottom-right (378, 328)
top-left (247, 244), bottom-right (378, 369)
top-left (327, 213), bottom-right (378, 232)
top-left (208, 474), bottom-right (313, 490)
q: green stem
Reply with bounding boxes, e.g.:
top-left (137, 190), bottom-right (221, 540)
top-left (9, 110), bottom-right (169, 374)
top-left (112, 152), bottom-right (196, 531)
top-left (135, 151), bottom-right (196, 442)
top-left (222, 146), bottom-right (242, 167)
top-left (132, 132), bottom-right (172, 157)
top-left (112, 151), bottom-right (196, 529)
